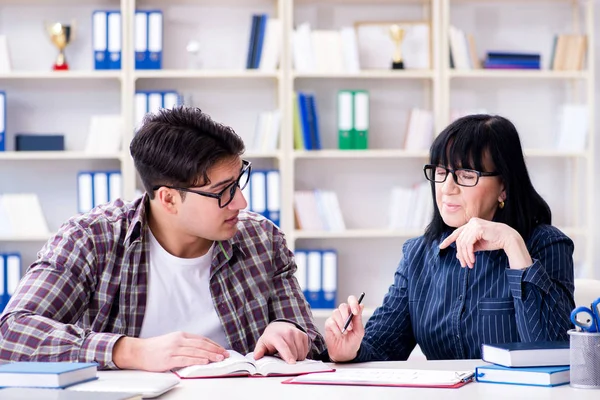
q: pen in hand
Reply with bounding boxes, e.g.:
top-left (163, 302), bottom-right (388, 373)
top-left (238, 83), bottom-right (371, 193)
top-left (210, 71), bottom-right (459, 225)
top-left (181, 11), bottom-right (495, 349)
top-left (341, 292), bottom-right (365, 334)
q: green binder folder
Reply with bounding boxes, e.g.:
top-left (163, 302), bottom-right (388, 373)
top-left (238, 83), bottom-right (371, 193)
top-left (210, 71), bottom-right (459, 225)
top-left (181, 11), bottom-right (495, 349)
top-left (353, 90), bottom-right (369, 150)
top-left (337, 90), bottom-right (354, 150)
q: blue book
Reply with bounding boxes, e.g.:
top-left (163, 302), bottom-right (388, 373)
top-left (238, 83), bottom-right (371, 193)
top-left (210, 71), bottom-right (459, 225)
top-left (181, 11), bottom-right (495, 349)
top-left (253, 14), bottom-right (268, 68)
top-left (0, 362), bottom-right (98, 389)
top-left (246, 15), bottom-right (260, 69)
top-left (475, 364), bottom-right (570, 387)
top-left (481, 341), bottom-right (570, 367)
top-left (486, 52), bottom-right (541, 60)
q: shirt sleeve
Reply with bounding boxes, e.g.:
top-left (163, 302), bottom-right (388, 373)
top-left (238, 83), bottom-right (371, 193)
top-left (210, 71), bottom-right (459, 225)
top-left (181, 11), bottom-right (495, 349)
top-left (268, 229), bottom-right (326, 358)
top-left (354, 242), bottom-right (417, 362)
top-left (0, 221), bottom-right (123, 369)
top-left (505, 230), bottom-right (575, 342)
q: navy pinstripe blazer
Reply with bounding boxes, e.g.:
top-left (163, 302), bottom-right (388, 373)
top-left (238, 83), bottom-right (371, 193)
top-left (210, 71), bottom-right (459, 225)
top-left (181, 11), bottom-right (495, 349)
top-left (355, 224), bottom-right (575, 361)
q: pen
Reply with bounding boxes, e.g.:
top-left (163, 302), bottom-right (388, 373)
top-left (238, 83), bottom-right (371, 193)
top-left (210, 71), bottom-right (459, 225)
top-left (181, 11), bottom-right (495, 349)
top-left (341, 292), bottom-right (365, 334)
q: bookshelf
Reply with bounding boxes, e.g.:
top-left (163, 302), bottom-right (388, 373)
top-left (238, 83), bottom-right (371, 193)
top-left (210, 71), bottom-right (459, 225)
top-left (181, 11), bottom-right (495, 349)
top-left (0, 0), bottom-right (595, 326)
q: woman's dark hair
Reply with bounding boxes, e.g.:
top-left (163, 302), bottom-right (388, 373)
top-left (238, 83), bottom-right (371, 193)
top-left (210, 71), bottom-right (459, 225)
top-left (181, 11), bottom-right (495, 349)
top-left (130, 106), bottom-right (245, 199)
top-left (424, 114), bottom-right (551, 243)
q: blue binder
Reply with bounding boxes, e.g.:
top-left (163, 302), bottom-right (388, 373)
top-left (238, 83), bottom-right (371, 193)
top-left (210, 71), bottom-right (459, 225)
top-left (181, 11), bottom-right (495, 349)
top-left (134, 11), bottom-right (148, 69)
top-left (320, 250), bottom-right (337, 309)
top-left (0, 91), bottom-right (5, 151)
top-left (253, 14), bottom-right (268, 68)
top-left (107, 11), bottom-right (122, 70)
top-left (265, 170), bottom-right (280, 227)
top-left (0, 253), bottom-right (21, 312)
top-left (246, 15), bottom-right (260, 69)
top-left (92, 11), bottom-right (108, 70)
top-left (297, 92), bottom-right (312, 150)
top-left (147, 10), bottom-right (163, 69)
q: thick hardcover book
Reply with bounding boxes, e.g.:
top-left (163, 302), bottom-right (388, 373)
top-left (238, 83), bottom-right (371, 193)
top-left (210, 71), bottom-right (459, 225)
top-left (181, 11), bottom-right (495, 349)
top-left (481, 341), bottom-right (570, 367)
top-left (0, 362), bottom-right (97, 389)
top-left (475, 364), bottom-right (570, 387)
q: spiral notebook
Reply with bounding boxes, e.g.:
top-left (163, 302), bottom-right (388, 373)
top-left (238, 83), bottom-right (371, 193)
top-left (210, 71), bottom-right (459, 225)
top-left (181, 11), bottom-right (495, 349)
top-left (282, 368), bottom-right (475, 388)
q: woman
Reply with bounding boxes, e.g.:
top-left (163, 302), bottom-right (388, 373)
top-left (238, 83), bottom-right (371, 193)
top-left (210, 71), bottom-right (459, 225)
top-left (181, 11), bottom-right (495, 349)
top-left (325, 114), bottom-right (575, 362)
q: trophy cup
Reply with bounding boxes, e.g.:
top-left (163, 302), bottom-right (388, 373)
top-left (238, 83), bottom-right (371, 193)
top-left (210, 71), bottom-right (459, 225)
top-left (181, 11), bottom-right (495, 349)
top-left (389, 24), bottom-right (406, 69)
top-left (46, 22), bottom-right (73, 71)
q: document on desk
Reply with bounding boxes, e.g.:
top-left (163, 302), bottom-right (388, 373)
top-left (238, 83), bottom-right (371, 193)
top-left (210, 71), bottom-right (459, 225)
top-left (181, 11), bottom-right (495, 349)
top-left (282, 368), bottom-right (475, 388)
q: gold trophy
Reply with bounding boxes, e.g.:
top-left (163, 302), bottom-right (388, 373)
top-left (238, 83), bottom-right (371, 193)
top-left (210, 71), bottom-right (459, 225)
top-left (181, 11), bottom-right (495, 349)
top-left (46, 22), bottom-right (73, 70)
top-left (389, 24), bottom-right (406, 69)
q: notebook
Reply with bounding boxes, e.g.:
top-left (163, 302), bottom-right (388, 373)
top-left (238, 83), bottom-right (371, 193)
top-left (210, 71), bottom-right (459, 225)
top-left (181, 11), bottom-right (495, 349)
top-left (282, 368), bottom-right (475, 388)
top-left (174, 351), bottom-right (334, 378)
top-left (0, 388), bottom-right (141, 400)
top-left (0, 362), bottom-right (97, 389)
top-left (68, 370), bottom-right (179, 399)
top-left (481, 341), bottom-right (570, 367)
top-left (475, 364), bottom-right (570, 387)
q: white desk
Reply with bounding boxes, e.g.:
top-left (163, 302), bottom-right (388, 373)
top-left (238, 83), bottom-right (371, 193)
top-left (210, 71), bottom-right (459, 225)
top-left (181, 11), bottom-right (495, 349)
top-left (139, 360), bottom-right (598, 400)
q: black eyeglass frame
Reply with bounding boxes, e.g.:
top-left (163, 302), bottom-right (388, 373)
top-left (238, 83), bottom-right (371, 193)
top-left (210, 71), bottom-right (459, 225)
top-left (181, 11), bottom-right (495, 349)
top-left (423, 164), bottom-right (500, 187)
top-left (152, 159), bottom-right (252, 208)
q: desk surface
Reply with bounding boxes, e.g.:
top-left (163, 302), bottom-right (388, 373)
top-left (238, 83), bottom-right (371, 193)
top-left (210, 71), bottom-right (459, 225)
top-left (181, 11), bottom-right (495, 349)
top-left (105, 360), bottom-right (600, 400)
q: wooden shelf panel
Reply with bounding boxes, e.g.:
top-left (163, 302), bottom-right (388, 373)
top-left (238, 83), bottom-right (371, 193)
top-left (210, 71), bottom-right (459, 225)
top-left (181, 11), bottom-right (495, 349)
top-left (134, 70), bottom-right (280, 80)
top-left (0, 152), bottom-right (123, 161)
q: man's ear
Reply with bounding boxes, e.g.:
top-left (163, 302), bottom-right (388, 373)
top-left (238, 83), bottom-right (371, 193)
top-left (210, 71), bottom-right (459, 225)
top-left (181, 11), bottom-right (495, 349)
top-left (155, 187), bottom-right (179, 214)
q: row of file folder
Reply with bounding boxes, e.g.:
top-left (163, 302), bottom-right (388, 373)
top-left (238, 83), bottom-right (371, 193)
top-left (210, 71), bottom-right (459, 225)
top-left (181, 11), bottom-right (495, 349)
top-left (337, 90), bottom-right (370, 149)
top-left (78, 171), bottom-right (122, 213)
top-left (295, 249), bottom-right (337, 309)
top-left (0, 91), bottom-right (5, 151)
top-left (92, 10), bottom-right (163, 70)
top-left (0, 253), bottom-right (21, 312)
top-left (135, 91), bottom-right (180, 131)
top-left (293, 92), bottom-right (322, 150)
top-left (92, 10), bottom-right (122, 70)
top-left (242, 170), bottom-right (280, 227)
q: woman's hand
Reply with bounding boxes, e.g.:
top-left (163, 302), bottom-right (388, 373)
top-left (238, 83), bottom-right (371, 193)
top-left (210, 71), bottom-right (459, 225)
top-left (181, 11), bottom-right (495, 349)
top-left (324, 295), bottom-right (365, 362)
top-left (439, 217), bottom-right (533, 270)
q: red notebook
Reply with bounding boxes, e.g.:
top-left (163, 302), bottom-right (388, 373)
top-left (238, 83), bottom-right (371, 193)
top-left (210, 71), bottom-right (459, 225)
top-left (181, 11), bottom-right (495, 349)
top-left (173, 351), bottom-right (334, 379)
top-left (282, 368), bottom-right (475, 388)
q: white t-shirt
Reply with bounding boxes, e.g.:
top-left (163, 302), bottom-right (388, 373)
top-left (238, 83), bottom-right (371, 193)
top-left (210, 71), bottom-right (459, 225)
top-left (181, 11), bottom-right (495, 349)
top-left (138, 230), bottom-right (228, 347)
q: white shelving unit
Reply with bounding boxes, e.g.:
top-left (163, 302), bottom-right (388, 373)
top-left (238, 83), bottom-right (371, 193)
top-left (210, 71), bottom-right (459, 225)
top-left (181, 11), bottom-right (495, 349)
top-left (0, 0), bottom-right (595, 323)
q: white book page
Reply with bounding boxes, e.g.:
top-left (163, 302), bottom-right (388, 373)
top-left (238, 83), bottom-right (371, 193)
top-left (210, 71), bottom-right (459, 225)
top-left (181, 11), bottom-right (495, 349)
top-left (175, 350), bottom-right (256, 378)
top-left (245, 353), bottom-right (331, 376)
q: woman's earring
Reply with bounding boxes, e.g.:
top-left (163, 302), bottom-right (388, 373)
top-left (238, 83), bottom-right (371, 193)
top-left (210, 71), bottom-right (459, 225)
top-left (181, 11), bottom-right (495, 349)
top-left (499, 200), bottom-right (505, 209)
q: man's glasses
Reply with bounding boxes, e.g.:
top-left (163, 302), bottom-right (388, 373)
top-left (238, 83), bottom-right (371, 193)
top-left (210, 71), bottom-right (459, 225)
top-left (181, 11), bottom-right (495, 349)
top-left (152, 160), bottom-right (252, 208)
top-left (423, 164), bottom-right (500, 187)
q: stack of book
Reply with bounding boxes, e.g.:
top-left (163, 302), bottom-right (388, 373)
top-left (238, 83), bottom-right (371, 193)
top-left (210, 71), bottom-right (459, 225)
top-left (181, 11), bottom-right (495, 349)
top-left (483, 52), bottom-right (541, 70)
top-left (293, 190), bottom-right (345, 232)
top-left (476, 341), bottom-right (570, 387)
top-left (293, 92), bottom-right (322, 151)
top-left (551, 34), bottom-right (587, 71)
top-left (246, 14), bottom-right (281, 70)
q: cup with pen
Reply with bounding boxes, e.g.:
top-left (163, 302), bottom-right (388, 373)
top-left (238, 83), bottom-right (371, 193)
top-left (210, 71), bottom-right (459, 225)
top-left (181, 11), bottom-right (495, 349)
top-left (568, 297), bottom-right (600, 389)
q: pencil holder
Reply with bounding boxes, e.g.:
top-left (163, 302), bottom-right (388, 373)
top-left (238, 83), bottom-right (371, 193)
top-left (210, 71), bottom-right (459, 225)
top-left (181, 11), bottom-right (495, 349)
top-left (568, 329), bottom-right (600, 389)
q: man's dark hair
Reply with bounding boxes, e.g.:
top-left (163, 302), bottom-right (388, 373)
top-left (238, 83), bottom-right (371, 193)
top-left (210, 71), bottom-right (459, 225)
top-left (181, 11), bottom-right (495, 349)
top-left (130, 106), bottom-right (245, 200)
top-left (424, 114), bottom-right (551, 244)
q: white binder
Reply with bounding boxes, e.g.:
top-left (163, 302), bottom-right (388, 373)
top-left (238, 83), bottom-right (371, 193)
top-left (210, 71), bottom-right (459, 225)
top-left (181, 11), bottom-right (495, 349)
top-left (250, 171), bottom-right (266, 216)
top-left (108, 171), bottom-right (122, 202)
top-left (294, 250), bottom-right (308, 292)
top-left (107, 11), bottom-right (122, 69)
top-left (134, 92), bottom-right (147, 131)
top-left (266, 170), bottom-right (280, 226)
top-left (148, 92), bottom-right (162, 115)
top-left (78, 172), bottom-right (93, 213)
top-left (321, 250), bottom-right (337, 308)
top-left (307, 250), bottom-right (322, 308)
top-left (92, 11), bottom-right (108, 70)
top-left (0, 91), bottom-right (5, 151)
top-left (147, 11), bottom-right (163, 69)
top-left (134, 11), bottom-right (148, 69)
top-left (6, 254), bottom-right (20, 296)
top-left (93, 172), bottom-right (109, 207)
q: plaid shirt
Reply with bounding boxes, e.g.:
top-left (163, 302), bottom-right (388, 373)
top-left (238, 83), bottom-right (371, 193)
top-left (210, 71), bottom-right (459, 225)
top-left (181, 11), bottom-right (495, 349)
top-left (0, 195), bottom-right (325, 369)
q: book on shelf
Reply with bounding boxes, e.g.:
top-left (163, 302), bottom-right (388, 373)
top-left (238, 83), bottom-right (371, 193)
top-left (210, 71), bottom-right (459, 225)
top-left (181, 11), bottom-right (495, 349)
top-left (0, 193), bottom-right (50, 237)
top-left (294, 190), bottom-right (345, 231)
top-left (251, 110), bottom-right (281, 152)
top-left (0, 35), bottom-right (11, 73)
top-left (246, 14), bottom-right (281, 70)
top-left (0, 388), bottom-right (141, 400)
top-left (475, 364), bottom-right (570, 387)
top-left (336, 90), bottom-right (370, 150)
top-left (173, 351), bottom-right (334, 379)
top-left (404, 108), bottom-right (434, 151)
top-left (388, 182), bottom-right (432, 231)
top-left (551, 34), bottom-right (586, 71)
top-left (283, 368), bottom-right (475, 388)
top-left (134, 10), bottom-right (163, 70)
top-left (294, 91), bottom-right (322, 150)
top-left (556, 104), bottom-right (588, 152)
top-left (0, 253), bottom-right (22, 312)
top-left (484, 52), bottom-right (541, 70)
top-left (0, 362), bottom-right (98, 389)
top-left (294, 249), bottom-right (337, 309)
top-left (85, 115), bottom-right (123, 155)
top-left (481, 341), bottom-right (570, 368)
top-left (242, 169), bottom-right (280, 227)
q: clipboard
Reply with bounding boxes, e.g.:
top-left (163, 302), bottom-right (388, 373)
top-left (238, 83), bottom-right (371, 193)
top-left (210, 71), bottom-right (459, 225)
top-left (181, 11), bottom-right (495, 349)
top-left (282, 368), bottom-right (475, 389)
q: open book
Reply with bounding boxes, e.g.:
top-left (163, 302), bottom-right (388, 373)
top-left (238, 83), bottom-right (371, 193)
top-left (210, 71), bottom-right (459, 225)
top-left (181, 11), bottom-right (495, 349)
top-left (173, 351), bottom-right (334, 379)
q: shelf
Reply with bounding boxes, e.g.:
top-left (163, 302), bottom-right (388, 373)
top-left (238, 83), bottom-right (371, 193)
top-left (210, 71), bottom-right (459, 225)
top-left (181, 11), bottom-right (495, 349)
top-left (0, 71), bottom-right (123, 80)
top-left (0, 152), bottom-right (123, 161)
top-left (293, 70), bottom-right (435, 80)
top-left (134, 70), bottom-right (280, 80)
top-left (560, 227), bottom-right (589, 237)
top-left (523, 149), bottom-right (589, 158)
top-left (293, 149), bottom-right (429, 159)
top-left (449, 70), bottom-right (590, 80)
top-left (0, 234), bottom-right (51, 242)
top-left (294, 229), bottom-right (424, 239)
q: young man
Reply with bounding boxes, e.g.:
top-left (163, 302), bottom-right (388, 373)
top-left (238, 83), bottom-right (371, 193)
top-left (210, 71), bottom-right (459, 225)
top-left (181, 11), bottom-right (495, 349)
top-left (0, 107), bottom-right (324, 371)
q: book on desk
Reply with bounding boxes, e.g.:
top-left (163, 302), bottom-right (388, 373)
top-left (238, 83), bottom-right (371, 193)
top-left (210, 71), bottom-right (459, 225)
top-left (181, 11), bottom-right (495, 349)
top-left (0, 388), bottom-right (141, 400)
top-left (174, 350), bottom-right (333, 378)
top-left (481, 341), bottom-right (570, 367)
top-left (0, 362), bottom-right (97, 389)
top-left (475, 364), bottom-right (570, 387)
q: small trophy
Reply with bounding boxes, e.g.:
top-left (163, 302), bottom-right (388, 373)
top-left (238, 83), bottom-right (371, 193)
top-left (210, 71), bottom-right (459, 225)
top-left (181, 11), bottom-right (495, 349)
top-left (389, 24), bottom-right (406, 69)
top-left (46, 22), bottom-right (73, 71)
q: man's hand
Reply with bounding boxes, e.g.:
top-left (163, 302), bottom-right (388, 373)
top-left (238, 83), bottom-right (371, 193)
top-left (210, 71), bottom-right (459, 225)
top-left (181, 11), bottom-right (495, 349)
top-left (113, 331), bottom-right (229, 372)
top-left (253, 321), bottom-right (309, 364)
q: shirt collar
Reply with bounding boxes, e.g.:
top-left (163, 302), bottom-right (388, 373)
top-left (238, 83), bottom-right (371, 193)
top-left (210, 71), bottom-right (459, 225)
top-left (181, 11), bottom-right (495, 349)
top-left (124, 193), bottom-right (148, 247)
